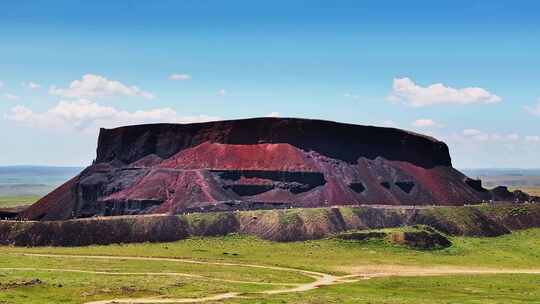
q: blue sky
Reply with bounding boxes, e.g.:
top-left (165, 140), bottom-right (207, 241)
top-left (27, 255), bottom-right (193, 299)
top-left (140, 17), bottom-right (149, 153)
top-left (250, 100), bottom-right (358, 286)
top-left (0, 0), bottom-right (539, 168)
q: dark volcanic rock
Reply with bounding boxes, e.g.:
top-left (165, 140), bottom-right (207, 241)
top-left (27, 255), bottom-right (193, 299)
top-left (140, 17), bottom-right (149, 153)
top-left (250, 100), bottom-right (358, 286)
top-left (489, 186), bottom-right (526, 202)
top-left (95, 117), bottom-right (452, 168)
top-left (22, 117), bottom-right (493, 221)
top-left (390, 228), bottom-right (452, 250)
top-left (464, 178), bottom-right (487, 193)
top-left (0, 210), bottom-right (19, 219)
top-left (336, 231), bottom-right (388, 241)
top-left (490, 186), bottom-right (514, 201)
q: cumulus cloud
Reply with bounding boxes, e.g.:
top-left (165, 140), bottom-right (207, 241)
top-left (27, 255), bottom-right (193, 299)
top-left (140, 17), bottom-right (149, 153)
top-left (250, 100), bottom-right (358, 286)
top-left (3, 93), bottom-right (20, 100)
top-left (169, 74), bottom-right (191, 81)
top-left (525, 135), bottom-right (540, 142)
top-left (458, 129), bottom-right (522, 142)
top-left (217, 89), bottom-right (227, 96)
top-left (412, 118), bottom-right (442, 128)
top-left (6, 99), bottom-right (219, 133)
top-left (462, 128), bottom-right (483, 137)
top-left (22, 81), bottom-right (41, 90)
top-left (49, 74), bottom-right (154, 99)
top-left (506, 133), bottom-right (520, 141)
top-left (525, 98), bottom-right (540, 116)
top-left (388, 77), bottom-right (501, 107)
top-left (446, 130), bottom-right (540, 168)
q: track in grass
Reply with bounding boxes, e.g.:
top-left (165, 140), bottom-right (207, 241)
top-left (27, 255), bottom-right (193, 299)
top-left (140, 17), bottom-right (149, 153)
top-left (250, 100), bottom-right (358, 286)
top-left (4, 253), bottom-right (540, 304)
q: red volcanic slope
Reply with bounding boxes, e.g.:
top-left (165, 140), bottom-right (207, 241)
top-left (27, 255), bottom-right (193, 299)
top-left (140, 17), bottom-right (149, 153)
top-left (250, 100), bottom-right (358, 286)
top-left (22, 117), bottom-right (494, 221)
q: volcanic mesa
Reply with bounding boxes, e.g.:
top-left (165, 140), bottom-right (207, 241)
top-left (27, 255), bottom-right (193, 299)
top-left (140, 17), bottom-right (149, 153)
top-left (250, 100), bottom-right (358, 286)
top-left (22, 117), bottom-right (503, 221)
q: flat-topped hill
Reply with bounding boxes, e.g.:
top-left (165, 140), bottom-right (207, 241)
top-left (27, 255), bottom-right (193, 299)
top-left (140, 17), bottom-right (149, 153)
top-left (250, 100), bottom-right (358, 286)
top-left (20, 117), bottom-right (529, 221)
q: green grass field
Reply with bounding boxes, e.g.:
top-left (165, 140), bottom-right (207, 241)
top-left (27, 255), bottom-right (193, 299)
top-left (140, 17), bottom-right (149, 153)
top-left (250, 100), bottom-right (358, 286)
top-left (1, 228), bottom-right (540, 303)
top-left (0, 195), bottom-right (40, 209)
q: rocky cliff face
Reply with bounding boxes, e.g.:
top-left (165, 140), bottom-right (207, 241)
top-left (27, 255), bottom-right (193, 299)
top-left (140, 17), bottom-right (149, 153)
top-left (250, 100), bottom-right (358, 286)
top-left (21, 117), bottom-right (499, 221)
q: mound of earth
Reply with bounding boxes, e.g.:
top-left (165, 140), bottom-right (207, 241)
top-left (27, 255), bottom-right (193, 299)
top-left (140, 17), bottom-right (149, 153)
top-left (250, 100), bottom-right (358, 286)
top-left (336, 231), bottom-right (388, 241)
top-left (4, 204), bottom-right (540, 246)
top-left (20, 117), bottom-right (526, 221)
top-left (337, 226), bottom-right (451, 250)
top-left (389, 227), bottom-right (452, 250)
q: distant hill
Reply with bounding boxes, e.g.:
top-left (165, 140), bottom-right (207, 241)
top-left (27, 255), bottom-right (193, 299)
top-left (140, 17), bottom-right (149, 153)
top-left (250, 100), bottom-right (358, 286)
top-left (461, 168), bottom-right (540, 177)
top-left (461, 168), bottom-right (540, 188)
top-left (0, 166), bottom-right (83, 196)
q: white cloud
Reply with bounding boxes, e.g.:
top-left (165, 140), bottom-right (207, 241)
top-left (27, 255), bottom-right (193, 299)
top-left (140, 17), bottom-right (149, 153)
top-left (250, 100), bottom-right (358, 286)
top-left (49, 74), bottom-right (154, 99)
top-left (458, 129), bottom-right (523, 142)
top-left (3, 93), bottom-right (20, 100)
top-left (447, 131), bottom-right (540, 168)
top-left (525, 135), bottom-right (540, 142)
top-left (6, 99), bottom-right (219, 133)
top-left (461, 129), bottom-right (491, 141)
top-left (0, 81), bottom-right (4, 88)
top-left (506, 133), bottom-right (520, 141)
top-left (389, 77), bottom-right (501, 107)
top-left (462, 129), bottom-right (483, 136)
top-left (412, 118), bottom-right (442, 128)
top-left (217, 89), bottom-right (227, 96)
top-left (265, 112), bottom-right (280, 117)
top-left (22, 81), bottom-right (41, 90)
top-left (169, 74), bottom-right (191, 81)
top-left (525, 98), bottom-right (540, 116)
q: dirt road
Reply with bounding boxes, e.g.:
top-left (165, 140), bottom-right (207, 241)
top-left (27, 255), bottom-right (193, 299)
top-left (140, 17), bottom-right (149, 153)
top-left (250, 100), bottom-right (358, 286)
top-left (6, 253), bottom-right (540, 304)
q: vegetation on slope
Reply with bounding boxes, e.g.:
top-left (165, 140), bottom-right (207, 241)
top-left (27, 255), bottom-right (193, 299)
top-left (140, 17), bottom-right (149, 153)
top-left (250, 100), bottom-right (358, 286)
top-left (4, 204), bottom-right (540, 246)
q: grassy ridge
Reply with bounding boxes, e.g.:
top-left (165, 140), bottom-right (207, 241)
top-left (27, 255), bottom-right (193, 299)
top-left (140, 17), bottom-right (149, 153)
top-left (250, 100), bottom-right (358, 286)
top-left (5, 204), bottom-right (540, 246)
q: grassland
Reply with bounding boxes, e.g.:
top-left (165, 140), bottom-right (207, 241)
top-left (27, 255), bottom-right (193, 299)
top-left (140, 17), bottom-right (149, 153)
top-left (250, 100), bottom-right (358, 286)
top-left (519, 187), bottom-right (540, 197)
top-left (225, 274), bottom-right (540, 304)
top-left (1, 228), bottom-right (540, 303)
top-left (0, 195), bottom-right (40, 208)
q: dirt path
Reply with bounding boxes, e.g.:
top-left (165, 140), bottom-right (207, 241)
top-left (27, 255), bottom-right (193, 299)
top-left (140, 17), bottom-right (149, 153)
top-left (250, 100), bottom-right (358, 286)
top-left (337, 264), bottom-right (540, 278)
top-left (86, 292), bottom-right (241, 304)
top-left (9, 253), bottom-right (540, 304)
top-left (19, 253), bottom-right (325, 279)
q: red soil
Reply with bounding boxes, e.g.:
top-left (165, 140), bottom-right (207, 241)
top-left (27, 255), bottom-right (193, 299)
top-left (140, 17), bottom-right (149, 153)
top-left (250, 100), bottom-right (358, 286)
top-left (21, 117), bottom-right (493, 221)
